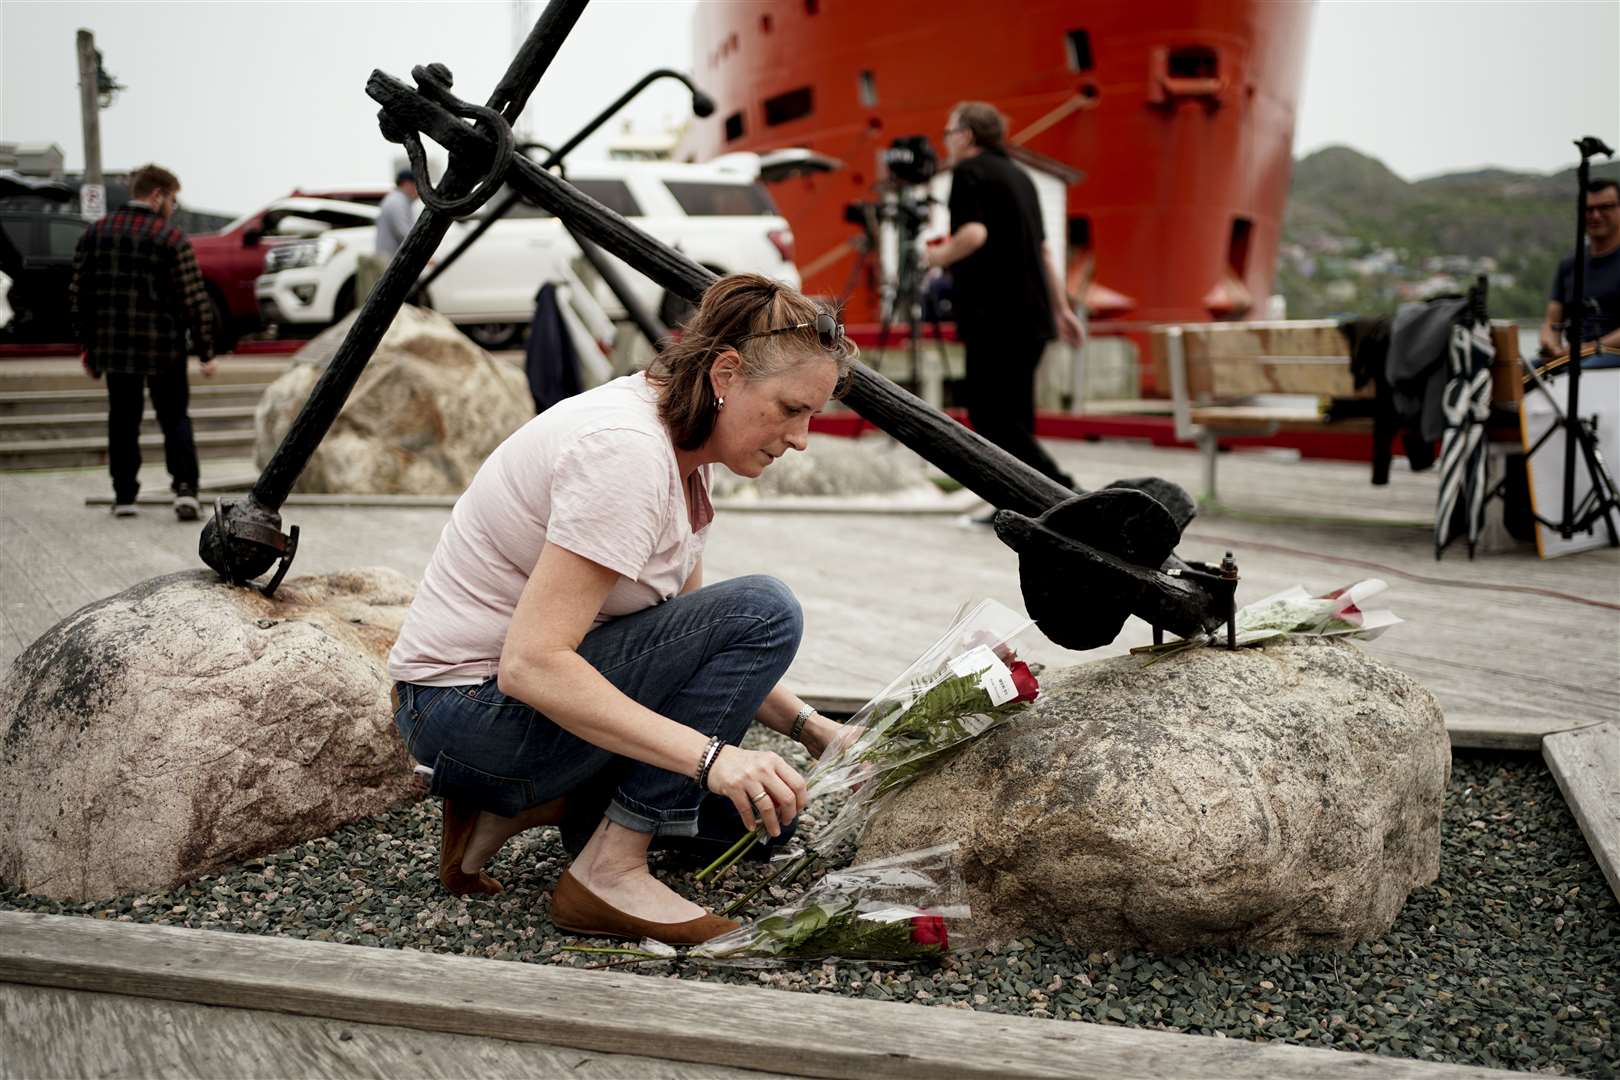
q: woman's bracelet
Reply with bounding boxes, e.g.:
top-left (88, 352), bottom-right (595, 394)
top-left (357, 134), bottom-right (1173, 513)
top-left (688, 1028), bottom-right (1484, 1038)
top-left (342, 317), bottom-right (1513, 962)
top-left (696, 735), bottom-right (725, 792)
top-left (789, 703), bottom-right (817, 743)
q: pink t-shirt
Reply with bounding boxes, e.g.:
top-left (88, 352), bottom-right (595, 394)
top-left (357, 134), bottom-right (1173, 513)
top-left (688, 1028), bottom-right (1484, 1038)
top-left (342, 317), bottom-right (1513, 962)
top-left (388, 372), bottom-right (714, 686)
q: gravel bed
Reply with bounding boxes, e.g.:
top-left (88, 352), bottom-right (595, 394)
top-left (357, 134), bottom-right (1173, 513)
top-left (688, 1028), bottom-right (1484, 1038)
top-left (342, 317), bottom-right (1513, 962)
top-left (5, 744), bottom-right (1616, 1076)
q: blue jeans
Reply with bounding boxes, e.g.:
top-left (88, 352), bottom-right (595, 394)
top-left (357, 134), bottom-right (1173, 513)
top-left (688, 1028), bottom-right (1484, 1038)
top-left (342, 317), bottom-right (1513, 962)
top-left (393, 574), bottom-right (803, 858)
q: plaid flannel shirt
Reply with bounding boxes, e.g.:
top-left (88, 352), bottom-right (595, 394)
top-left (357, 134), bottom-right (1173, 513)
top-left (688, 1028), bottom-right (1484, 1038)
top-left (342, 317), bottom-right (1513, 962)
top-left (68, 204), bottom-right (214, 375)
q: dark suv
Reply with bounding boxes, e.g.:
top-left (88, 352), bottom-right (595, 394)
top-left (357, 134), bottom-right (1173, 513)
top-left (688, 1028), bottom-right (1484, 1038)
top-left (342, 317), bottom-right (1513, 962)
top-left (0, 173), bottom-right (85, 343)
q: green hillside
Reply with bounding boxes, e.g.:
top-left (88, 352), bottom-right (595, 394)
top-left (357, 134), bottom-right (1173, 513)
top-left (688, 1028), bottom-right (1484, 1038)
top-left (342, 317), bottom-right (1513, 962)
top-left (1277, 146), bottom-right (1620, 321)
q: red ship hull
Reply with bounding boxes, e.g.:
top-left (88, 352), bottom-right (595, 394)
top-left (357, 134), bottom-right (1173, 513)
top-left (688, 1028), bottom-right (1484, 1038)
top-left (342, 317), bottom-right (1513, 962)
top-left (682, 0), bottom-right (1313, 333)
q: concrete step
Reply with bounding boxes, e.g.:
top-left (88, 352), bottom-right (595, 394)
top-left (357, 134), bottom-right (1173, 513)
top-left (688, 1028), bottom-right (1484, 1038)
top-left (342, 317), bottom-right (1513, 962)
top-left (0, 383), bottom-right (271, 417)
top-left (0, 429), bottom-right (257, 471)
top-left (0, 406), bottom-right (259, 443)
top-left (0, 357), bottom-right (292, 393)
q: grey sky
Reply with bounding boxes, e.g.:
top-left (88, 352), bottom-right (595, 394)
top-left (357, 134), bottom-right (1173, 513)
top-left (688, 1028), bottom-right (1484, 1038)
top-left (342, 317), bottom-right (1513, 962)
top-left (2, 0), bottom-right (1616, 214)
top-left (1293, 0), bottom-right (1618, 179)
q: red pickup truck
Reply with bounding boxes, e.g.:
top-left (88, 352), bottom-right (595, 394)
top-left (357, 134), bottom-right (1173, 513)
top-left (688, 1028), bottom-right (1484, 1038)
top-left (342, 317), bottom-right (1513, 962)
top-left (190, 189), bottom-right (383, 348)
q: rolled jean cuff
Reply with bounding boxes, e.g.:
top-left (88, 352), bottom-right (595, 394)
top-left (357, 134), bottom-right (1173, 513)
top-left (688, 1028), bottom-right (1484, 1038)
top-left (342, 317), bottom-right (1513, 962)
top-left (605, 791), bottom-right (701, 837)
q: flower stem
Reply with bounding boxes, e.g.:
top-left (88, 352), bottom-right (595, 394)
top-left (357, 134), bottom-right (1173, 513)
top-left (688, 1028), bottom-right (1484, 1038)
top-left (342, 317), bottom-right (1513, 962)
top-left (781, 851), bottom-right (818, 887)
top-left (720, 848), bottom-right (817, 917)
top-left (719, 868), bottom-right (772, 917)
top-left (558, 944), bottom-right (663, 959)
top-left (584, 954), bottom-right (675, 971)
top-left (694, 829), bottom-right (760, 883)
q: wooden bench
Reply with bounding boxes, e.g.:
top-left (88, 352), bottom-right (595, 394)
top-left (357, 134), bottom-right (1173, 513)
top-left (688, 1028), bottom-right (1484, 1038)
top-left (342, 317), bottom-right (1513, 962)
top-left (1148, 319), bottom-right (1525, 501)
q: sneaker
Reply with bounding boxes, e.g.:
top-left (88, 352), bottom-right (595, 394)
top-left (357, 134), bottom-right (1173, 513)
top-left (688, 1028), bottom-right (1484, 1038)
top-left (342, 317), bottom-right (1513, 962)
top-left (174, 485), bottom-right (200, 522)
top-left (112, 503), bottom-right (138, 518)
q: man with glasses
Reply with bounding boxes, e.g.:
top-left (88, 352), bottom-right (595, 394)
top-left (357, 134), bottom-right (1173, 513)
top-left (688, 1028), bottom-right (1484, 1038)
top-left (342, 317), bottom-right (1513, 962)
top-left (1539, 178), bottom-right (1620, 362)
top-left (69, 163), bottom-right (216, 519)
top-left (926, 101), bottom-right (1084, 491)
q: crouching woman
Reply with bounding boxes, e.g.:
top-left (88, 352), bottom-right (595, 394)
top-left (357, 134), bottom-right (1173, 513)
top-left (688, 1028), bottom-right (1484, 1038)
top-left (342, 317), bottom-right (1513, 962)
top-left (387, 274), bottom-right (855, 944)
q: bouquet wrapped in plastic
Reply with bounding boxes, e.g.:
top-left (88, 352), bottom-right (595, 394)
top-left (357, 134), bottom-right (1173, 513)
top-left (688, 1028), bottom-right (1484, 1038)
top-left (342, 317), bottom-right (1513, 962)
top-left (698, 600), bottom-right (1040, 885)
top-left (1132, 578), bottom-right (1403, 661)
top-left (807, 598), bottom-right (1041, 853)
top-left (692, 843), bottom-right (971, 965)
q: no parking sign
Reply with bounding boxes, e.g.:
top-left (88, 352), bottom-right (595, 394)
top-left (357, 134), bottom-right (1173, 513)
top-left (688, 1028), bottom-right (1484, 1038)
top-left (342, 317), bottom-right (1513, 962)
top-left (80, 184), bottom-right (106, 221)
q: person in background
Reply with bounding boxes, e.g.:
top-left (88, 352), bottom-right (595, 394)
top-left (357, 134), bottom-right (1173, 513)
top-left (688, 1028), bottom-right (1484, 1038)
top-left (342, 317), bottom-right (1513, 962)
top-left (926, 100), bottom-right (1084, 490)
top-left (375, 168), bottom-right (419, 260)
top-left (1539, 177), bottom-right (1620, 360)
top-left (68, 164), bottom-right (214, 520)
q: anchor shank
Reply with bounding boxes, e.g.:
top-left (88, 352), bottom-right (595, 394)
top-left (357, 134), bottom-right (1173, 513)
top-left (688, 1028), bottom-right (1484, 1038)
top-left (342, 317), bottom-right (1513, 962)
top-left (487, 0), bottom-right (592, 126)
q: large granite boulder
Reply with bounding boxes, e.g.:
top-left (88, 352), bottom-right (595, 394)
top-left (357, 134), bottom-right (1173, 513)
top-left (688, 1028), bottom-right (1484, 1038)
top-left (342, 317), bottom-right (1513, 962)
top-left (712, 436), bottom-right (937, 499)
top-left (255, 305), bottom-right (532, 494)
top-left (857, 639), bottom-right (1449, 953)
top-left (0, 569), bottom-right (419, 901)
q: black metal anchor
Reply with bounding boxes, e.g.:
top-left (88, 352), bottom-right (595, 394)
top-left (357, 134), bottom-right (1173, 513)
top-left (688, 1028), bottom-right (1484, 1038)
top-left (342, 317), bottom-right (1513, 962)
top-left (202, 0), bottom-right (1239, 653)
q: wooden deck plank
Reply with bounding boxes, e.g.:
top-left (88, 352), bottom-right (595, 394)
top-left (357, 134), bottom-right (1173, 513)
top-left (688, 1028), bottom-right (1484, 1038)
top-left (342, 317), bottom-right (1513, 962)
top-left (0, 912), bottom-right (1515, 1080)
top-left (1, 982), bottom-right (784, 1080)
top-left (0, 524), bottom-right (71, 648)
top-left (1542, 722), bottom-right (1620, 903)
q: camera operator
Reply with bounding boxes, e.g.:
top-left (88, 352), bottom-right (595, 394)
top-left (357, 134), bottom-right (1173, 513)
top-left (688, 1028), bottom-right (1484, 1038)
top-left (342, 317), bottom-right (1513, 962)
top-left (1539, 177), bottom-right (1620, 360)
top-left (925, 101), bottom-right (1083, 489)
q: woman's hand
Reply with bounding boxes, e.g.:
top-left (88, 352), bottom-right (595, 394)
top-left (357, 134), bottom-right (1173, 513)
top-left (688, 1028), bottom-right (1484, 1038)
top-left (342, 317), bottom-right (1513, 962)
top-left (795, 712), bottom-right (862, 763)
top-left (707, 745), bottom-right (808, 838)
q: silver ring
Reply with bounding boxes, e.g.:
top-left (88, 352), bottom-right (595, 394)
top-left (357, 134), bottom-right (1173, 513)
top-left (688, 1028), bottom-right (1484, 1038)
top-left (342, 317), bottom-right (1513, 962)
top-left (750, 791), bottom-right (770, 804)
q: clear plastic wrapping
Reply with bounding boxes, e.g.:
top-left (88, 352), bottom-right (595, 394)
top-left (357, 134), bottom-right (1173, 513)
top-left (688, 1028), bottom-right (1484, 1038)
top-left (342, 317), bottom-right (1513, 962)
top-left (1133, 578), bottom-right (1403, 660)
top-left (807, 599), bottom-right (1041, 852)
top-left (691, 843), bottom-right (972, 965)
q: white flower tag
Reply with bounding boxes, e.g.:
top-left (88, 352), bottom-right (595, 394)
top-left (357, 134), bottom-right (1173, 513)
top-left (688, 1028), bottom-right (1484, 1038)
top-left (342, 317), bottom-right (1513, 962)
top-left (947, 645), bottom-right (1018, 706)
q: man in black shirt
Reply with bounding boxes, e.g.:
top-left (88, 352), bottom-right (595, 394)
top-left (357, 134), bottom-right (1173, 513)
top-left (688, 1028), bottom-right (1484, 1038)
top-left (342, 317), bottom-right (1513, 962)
top-left (926, 101), bottom-right (1083, 488)
top-left (1539, 177), bottom-right (1620, 360)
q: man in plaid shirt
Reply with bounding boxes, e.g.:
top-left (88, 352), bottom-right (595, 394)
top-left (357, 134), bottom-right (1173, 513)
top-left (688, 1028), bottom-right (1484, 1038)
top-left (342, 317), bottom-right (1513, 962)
top-left (69, 164), bottom-right (216, 519)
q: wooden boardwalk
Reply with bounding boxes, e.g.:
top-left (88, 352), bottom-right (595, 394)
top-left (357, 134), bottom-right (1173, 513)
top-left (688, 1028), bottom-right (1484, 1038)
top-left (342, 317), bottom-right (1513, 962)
top-left (6, 439), bottom-right (1613, 749)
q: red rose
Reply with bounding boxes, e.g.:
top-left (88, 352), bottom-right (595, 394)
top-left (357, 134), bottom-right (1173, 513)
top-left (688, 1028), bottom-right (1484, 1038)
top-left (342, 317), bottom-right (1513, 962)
top-left (910, 914), bottom-right (949, 948)
top-left (1008, 659), bottom-right (1039, 703)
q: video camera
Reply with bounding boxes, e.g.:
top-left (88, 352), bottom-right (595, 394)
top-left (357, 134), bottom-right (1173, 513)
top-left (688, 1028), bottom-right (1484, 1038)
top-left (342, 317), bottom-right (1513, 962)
top-left (880, 134), bottom-right (939, 188)
top-left (838, 134), bottom-right (953, 364)
top-left (842, 134), bottom-right (940, 231)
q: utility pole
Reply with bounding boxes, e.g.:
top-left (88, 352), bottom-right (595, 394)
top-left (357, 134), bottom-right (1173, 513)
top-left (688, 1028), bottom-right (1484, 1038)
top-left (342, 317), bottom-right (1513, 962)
top-left (75, 29), bottom-right (105, 221)
top-left (510, 0), bottom-right (532, 143)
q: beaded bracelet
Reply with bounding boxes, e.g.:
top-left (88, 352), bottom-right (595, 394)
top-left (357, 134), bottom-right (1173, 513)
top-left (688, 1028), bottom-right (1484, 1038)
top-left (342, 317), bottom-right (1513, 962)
top-left (695, 734), bottom-right (725, 792)
top-left (789, 702), bottom-right (817, 743)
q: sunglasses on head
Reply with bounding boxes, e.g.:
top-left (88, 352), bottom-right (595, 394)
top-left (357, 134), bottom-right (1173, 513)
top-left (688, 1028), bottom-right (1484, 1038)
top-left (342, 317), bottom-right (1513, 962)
top-left (738, 311), bottom-right (846, 352)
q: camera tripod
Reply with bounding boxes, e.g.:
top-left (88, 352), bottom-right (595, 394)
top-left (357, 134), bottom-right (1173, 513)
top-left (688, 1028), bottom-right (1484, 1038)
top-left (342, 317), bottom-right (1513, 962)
top-left (1518, 352), bottom-right (1620, 547)
top-left (858, 190), bottom-right (950, 402)
top-left (1534, 135), bottom-right (1620, 548)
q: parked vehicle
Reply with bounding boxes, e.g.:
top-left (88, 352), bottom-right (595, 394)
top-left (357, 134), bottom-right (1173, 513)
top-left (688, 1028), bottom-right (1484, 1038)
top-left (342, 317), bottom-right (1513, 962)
top-left (191, 194), bottom-right (381, 348)
top-left (254, 158), bottom-right (799, 347)
top-left (0, 171), bottom-right (83, 342)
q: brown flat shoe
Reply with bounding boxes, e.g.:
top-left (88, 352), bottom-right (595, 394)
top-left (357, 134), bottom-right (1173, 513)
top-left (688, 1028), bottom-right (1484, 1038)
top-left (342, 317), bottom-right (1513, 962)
top-left (549, 870), bottom-right (738, 945)
top-left (439, 798), bottom-right (504, 896)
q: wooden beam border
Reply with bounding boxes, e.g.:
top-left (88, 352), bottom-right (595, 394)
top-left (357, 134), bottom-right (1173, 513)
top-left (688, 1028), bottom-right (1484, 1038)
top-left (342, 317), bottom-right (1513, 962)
top-left (1541, 721), bottom-right (1620, 904)
top-left (0, 911), bottom-right (1512, 1080)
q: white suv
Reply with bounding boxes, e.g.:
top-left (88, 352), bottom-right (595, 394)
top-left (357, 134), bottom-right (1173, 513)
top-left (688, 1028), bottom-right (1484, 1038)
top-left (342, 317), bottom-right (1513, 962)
top-left (255, 157), bottom-right (800, 347)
